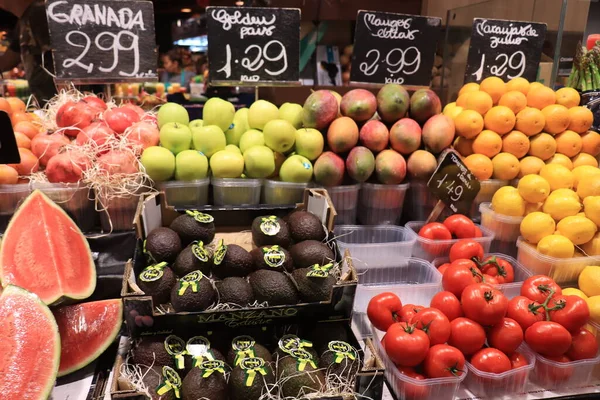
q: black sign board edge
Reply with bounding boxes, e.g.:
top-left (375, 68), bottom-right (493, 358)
top-left (0, 111), bottom-right (20, 164)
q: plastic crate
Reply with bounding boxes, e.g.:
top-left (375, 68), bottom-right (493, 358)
top-left (323, 184), bottom-right (360, 225)
top-left (33, 182), bottom-right (96, 232)
top-left (470, 179), bottom-right (509, 221)
top-left (358, 182), bottom-right (409, 225)
top-left (211, 178), bottom-right (262, 206)
top-left (405, 221), bottom-right (495, 262)
top-left (480, 202), bottom-right (523, 242)
top-left (158, 178), bottom-right (209, 208)
top-left (0, 184), bottom-right (31, 231)
top-left (516, 237), bottom-right (600, 284)
top-left (334, 225), bottom-right (416, 269)
top-left (262, 180), bottom-right (309, 205)
top-left (97, 192), bottom-right (142, 232)
top-left (402, 181), bottom-right (438, 223)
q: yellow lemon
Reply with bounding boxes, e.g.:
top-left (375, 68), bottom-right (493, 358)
top-left (550, 188), bottom-right (579, 201)
top-left (562, 287), bottom-right (588, 300)
top-left (583, 196), bottom-right (600, 227)
top-left (581, 232), bottom-right (600, 256)
top-left (536, 234), bottom-right (575, 258)
top-left (517, 174), bottom-right (550, 203)
top-left (524, 202), bottom-right (544, 215)
top-left (577, 175), bottom-right (600, 199)
top-left (491, 186), bottom-right (526, 216)
top-left (556, 215), bottom-right (598, 245)
top-left (520, 212), bottom-right (556, 244)
top-left (578, 266), bottom-right (600, 297)
top-left (586, 295), bottom-right (600, 324)
top-left (539, 164), bottom-right (574, 191)
top-left (572, 165), bottom-right (600, 190)
top-left (443, 102), bottom-right (464, 119)
top-left (542, 193), bottom-right (582, 221)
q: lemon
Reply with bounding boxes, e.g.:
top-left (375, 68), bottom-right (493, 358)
top-left (572, 165), bottom-right (600, 190)
top-left (518, 174), bottom-right (550, 203)
top-left (491, 186), bottom-right (526, 217)
top-left (556, 215), bottom-right (598, 245)
top-left (577, 175), bottom-right (600, 199)
top-left (536, 234), bottom-right (575, 257)
top-left (583, 196), bottom-right (600, 227)
top-left (443, 102), bottom-right (463, 119)
top-left (562, 287), bottom-right (589, 300)
top-left (539, 164), bottom-right (574, 191)
top-left (524, 202), bottom-right (543, 215)
top-left (586, 295), bottom-right (600, 324)
top-left (520, 212), bottom-right (556, 244)
top-left (579, 266), bottom-right (600, 297)
top-left (550, 188), bottom-right (579, 201)
top-left (581, 232), bottom-right (600, 256)
top-left (542, 194), bottom-right (582, 221)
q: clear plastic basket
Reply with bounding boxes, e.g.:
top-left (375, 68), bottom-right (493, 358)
top-left (211, 178), bottom-right (262, 206)
top-left (97, 191), bottom-right (143, 232)
top-left (33, 182), bottom-right (97, 232)
top-left (158, 178), bottom-right (209, 208)
top-left (405, 221), bottom-right (495, 262)
top-left (402, 180), bottom-right (439, 223)
top-left (0, 184), bottom-right (31, 232)
top-left (480, 202), bottom-right (523, 242)
top-left (358, 182), bottom-right (409, 225)
top-left (470, 180), bottom-right (509, 221)
top-left (262, 180), bottom-right (309, 205)
top-left (323, 184), bottom-right (360, 225)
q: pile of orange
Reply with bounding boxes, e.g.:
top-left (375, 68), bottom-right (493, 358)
top-left (444, 77), bottom-right (598, 182)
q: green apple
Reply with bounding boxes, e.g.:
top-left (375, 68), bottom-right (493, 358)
top-left (294, 128), bottom-right (324, 161)
top-left (225, 108), bottom-right (249, 146)
top-left (157, 102), bottom-right (189, 128)
top-left (203, 98), bottom-right (235, 132)
top-left (279, 155), bottom-right (313, 183)
top-left (189, 119), bottom-right (204, 129)
top-left (159, 122), bottom-right (192, 155)
top-left (239, 129), bottom-right (265, 153)
top-left (263, 119), bottom-right (296, 153)
top-left (210, 150), bottom-right (245, 178)
top-left (174, 150), bottom-right (208, 181)
top-left (225, 144), bottom-right (242, 154)
top-left (191, 125), bottom-right (226, 158)
top-left (140, 146), bottom-right (175, 181)
top-left (248, 100), bottom-right (279, 130)
top-left (244, 145), bottom-right (275, 178)
top-left (279, 102), bottom-right (303, 129)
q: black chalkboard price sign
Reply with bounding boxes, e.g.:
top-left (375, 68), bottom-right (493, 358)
top-left (350, 10), bottom-right (441, 86)
top-left (0, 111), bottom-right (20, 164)
top-left (206, 7), bottom-right (300, 86)
top-left (464, 18), bottom-right (547, 83)
top-left (427, 150), bottom-right (481, 215)
top-left (45, 0), bottom-right (158, 83)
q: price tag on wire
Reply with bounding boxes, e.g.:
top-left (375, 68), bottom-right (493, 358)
top-left (0, 111), bottom-right (20, 164)
top-left (350, 10), bottom-right (441, 86)
top-left (464, 18), bottom-right (547, 83)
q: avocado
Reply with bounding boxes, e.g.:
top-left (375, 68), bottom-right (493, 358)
top-left (229, 357), bottom-right (275, 400)
top-left (287, 211), bottom-right (327, 242)
top-left (226, 336), bottom-right (273, 366)
top-left (216, 277), bottom-right (254, 306)
top-left (141, 366), bottom-right (180, 400)
top-left (289, 240), bottom-right (334, 269)
top-left (184, 336), bottom-right (227, 377)
top-left (291, 267), bottom-right (336, 303)
top-left (146, 227), bottom-right (182, 263)
top-left (212, 242), bottom-right (254, 279)
top-left (251, 215), bottom-right (291, 248)
top-left (318, 340), bottom-right (360, 380)
top-left (248, 270), bottom-right (299, 305)
top-left (172, 242), bottom-right (212, 278)
top-left (250, 245), bottom-right (294, 273)
top-left (170, 271), bottom-right (216, 312)
top-left (273, 334), bottom-right (318, 361)
top-left (278, 350), bottom-right (325, 398)
top-left (132, 336), bottom-right (175, 368)
top-left (170, 211), bottom-right (216, 247)
top-left (182, 360), bottom-right (228, 400)
top-left (137, 263), bottom-right (176, 306)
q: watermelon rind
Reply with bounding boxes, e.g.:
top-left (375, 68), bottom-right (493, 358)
top-left (56, 299), bottom-right (123, 377)
top-left (0, 285), bottom-right (60, 399)
top-left (0, 190), bottom-right (96, 305)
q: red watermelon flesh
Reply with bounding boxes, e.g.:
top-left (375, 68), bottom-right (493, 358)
top-left (54, 299), bottom-right (123, 376)
top-left (0, 285), bottom-right (60, 399)
top-left (0, 190), bottom-right (96, 305)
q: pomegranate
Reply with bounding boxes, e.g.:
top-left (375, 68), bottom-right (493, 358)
top-left (76, 121), bottom-right (115, 148)
top-left (31, 133), bottom-right (71, 166)
top-left (126, 121), bottom-right (159, 153)
top-left (97, 150), bottom-right (139, 175)
top-left (80, 96), bottom-right (108, 114)
top-left (56, 101), bottom-right (95, 137)
top-left (103, 107), bottom-right (140, 135)
top-left (45, 150), bottom-right (90, 183)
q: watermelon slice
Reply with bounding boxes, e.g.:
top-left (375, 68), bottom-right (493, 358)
top-left (54, 299), bottom-right (123, 376)
top-left (0, 285), bottom-right (60, 399)
top-left (0, 190), bottom-right (96, 305)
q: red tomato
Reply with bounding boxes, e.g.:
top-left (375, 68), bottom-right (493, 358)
top-left (437, 263), bottom-right (451, 275)
top-left (487, 317), bottom-right (524, 354)
top-left (525, 321), bottom-right (572, 357)
top-left (397, 367), bottom-right (430, 400)
top-left (367, 292), bottom-right (402, 331)
top-left (548, 295), bottom-right (590, 333)
top-left (411, 307), bottom-right (451, 345)
top-left (399, 304), bottom-right (424, 323)
top-left (442, 261), bottom-right (482, 297)
top-left (430, 291), bottom-right (463, 321)
top-left (443, 215), bottom-right (477, 238)
top-left (384, 322), bottom-right (430, 367)
top-left (566, 328), bottom-right (599, 360)
top-left (461, 283), bottom-right (508, 326)
top-left (520, 275), bottom-right (562, 303)
top-left (423, 344), bottom-right (466, 378)
top-left (480, 256), bottom-right (515, 284)
top-left (448, 317), bottom-right (486, 355)
top-left (535, 355), bottom-right (573, 383)
top-left (506, 296), bottom-right (545, 331)
top-left (449, 240), bottom-right (484, 262)
top-left (482, 274), bottom-right (500, 285)
top-left (418, 222), bottom-right (452, 240)
top-left (450, 258), bottom-right (480, 270)
top-left (510, 351), bottom-right (529, 369)
top-left (470, 348), bottom-right (512, 373)
top-left (473, 226), bottom-right (483, 238)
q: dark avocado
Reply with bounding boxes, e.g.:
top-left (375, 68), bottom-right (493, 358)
top-left (137, 264), bottom-right (177, 306)
top-left (132, 336), bottom-right (175, 369)
top-left (172, 242), bottom-right (212, 278)
top-left (229, 357), bottom-right (275, 400)
top-left (278, 350), bottom-right (324, 398)
top-left (250, 245), bottom-right (294, 273)
top-left (289, 240), bottom-right (334, 269)
top-left (309, 324), bottom-right (350, 354)
top-left (215, 277), bottom-right (255, 306)
top-left (141, 366), bottom-right (180, 400)
top-left (318, 341), bottom-right (360, 380)
top-left (287, 211), bottom-right (327, 242)
top-left (251, 215), bottom-right (291, 248)
top-left (170, 271), bottom-right (216, 312)
top-left (226, 336), bottom-right (273, 367)
top-left (169, 211), bottom-right (216, 247)
top-left (272, 334), bottom-right (318, 361)
top-left (248, 269), bottom-right (299, 306)
top-left (212, 243), bottom-right (254, 279)
top-left (146, 227), bottom-right (182, 263)
top-left (181, 360), bottom-right (228, 400)
top-left (291, 267), bottom-right (336, 303)
top-left (184, 343), bottom-right (227, 378)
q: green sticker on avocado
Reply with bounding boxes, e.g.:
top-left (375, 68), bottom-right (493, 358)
top-left (164, 336), bottom-right (186, 370)
top-left (232, 335), bottom-right (256, 366)
top-left (177, 271), bottom-right (203, 296)
top-left (186, 336), bottom-right (215, 367)
top-left (198, 360), bottom-right (226, 378)
top-left (289, 348), bottom-right (316, 371)
top-left (240, 357), bottom-right (268, 387)
top-left (186, 210), bottom-right (215, 224)
top-left (213, 239), bottom-right (227, 266)
top-left (306, 262), bottom-right (334, 278)
top-left (262, 245), bottom-right (285, 268)
top-left (139, 262), bottom-right (168, 282)
top-left (328, 341), bottom-right (357, 364)
top-left (260, 216), bottom-right (280, 236)
top-left (156, 366), bottom-right (181, 398)
top-left (278, 335), bottom-right (313, 355)
top-left (192, 241), bottom-right (209, 262)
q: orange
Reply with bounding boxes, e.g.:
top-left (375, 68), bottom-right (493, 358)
top-left (581, 130), bottom-right (600, 156)
top-left (528, 133), bottom-right (557, 160)
top-left (455, 110), bottom-right (484, 139)
top-left (498, 91), bottom-right (527, 114)
top-left (14, 132), bottom-right (31, 149)
top-left (6, 98), bottom-right (25, 114)
top-left (567, 106), bottom-right (594, 134)
top-left (542, 104), bottom-right (570, 135)
top-left (527, 85), bottom-right (556, 110)
top-left (458, 83), bottom-right (480, 97)
top-left (479, 76), bottom-right (506, 104)
top-left (502, 130), bottom-right (530, 158)
top-left (529, 82), bottom-right (545, 91)
top-left (464, 154), bottom-right (493, 181)
top-left (492, 152), bottom-right (520, 180)
top-left (515, 107), bottom-right (545, 136)
top-left (555, 87), bottom-right (581, 109)
top-left (572, 153), bottom-right (599, 168)
top-left (506, 77), bottom-right (530, 95)
top-left (464, 91), bottom-right (493, 115)
top-left (519, 156), bottom-right (546, 177)
top-left (10, 111), bottom-right (30, 126)
top-left (454, 136), bottom-right (474, 157)
top-left (546, 154), bottom-right (574, 170)
top-left (472, 130), bottom-right (502, 157)
top-left (0, 98), bottom-right (12, 115)
top-left (484, 106), bottom-right (516, 135)
top-left (456, 93), bottom-right (470, 108)
top-left (555, 130), bottom-right (583, 157)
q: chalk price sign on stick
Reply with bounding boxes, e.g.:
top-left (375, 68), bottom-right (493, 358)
top-left (464, 18), bottom-right (547, 83)
top-left (45, 0), bottom-right (158, 83)
top-left (206, 7), bottom-right (300, 85)
top-left (350, 10), bottom-right (441, 86)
